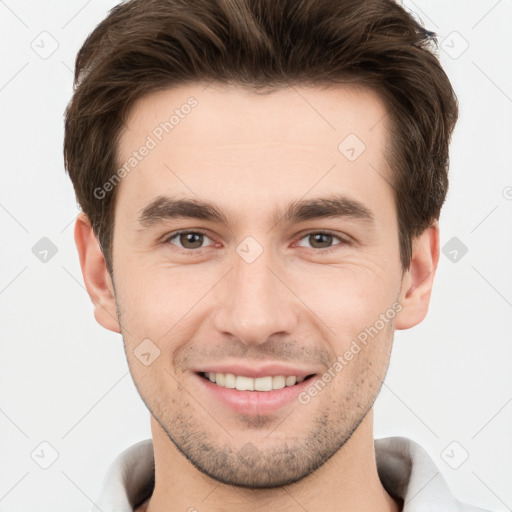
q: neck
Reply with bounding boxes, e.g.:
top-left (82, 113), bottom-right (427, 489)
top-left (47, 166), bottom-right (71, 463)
top-left (143, 410), bottom-right (400, 512)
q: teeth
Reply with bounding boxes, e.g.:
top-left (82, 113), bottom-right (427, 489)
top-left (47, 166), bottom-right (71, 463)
top-left (224, 373), bottom-right (236, 388)
top-left (254, 376), bottom-right (272, 391)
top-left (236, 375), bottom-right (254, 391)
top-left (285, 376), bottom-right (297, 386)
top-left (272, 376), bottom-right (286, 389)
top-left (203, 372), bottom-right (308, 391)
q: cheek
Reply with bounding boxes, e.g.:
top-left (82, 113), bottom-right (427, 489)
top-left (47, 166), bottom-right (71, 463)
top-left (114, 262), bottom-right (222, 340)
top-left (334, 319), bottom-right (395, 395)
top-left (289, 259), bottom-right (399, 336)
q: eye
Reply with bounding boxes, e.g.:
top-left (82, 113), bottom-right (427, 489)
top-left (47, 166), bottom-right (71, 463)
top-left (164, 230), bottom-right (215, 251)
top-left (163, 229), bottom-right (349, 254)
top-left (295, 231), bottom-right (348, 252)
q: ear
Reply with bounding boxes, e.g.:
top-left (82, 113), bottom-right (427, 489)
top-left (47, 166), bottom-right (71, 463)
top-left (395, 223), bottom-right (440, 330)
top-left (74, 212), bottom-right (121, 333)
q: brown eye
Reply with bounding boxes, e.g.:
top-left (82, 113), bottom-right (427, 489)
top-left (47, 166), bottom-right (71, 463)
top-left (166, 231), bottom-right (212, 250)
top-left (308, 233), bottom-right (334, 249)
top-left (179, 232), bottom-right (203, 249)
top-left (296, 231), bottom-right (346, 251)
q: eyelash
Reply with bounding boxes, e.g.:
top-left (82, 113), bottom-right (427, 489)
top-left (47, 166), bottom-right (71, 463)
top-left (163, 229), bottom-right (350, 254)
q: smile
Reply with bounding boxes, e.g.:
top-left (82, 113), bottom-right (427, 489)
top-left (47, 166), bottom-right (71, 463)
top-left (199, 371), bottom-right (315, 391)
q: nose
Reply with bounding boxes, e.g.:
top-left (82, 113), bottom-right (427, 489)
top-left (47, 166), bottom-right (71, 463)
top-left (212, 246), bottom-right (300, 346)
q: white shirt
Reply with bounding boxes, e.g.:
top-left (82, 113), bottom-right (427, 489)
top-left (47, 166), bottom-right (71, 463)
top-left (91, 436), bottom-right (492, 511)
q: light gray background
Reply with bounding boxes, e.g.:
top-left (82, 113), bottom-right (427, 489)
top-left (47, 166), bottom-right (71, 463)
top-left (1, 1), bottom-right (511, 511)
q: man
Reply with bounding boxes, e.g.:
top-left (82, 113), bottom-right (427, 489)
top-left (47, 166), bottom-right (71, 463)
top-left (64, 0), bottom-right (491, 510)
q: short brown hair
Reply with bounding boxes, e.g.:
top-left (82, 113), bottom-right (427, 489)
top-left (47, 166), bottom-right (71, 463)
top-left (64, 0), bottom-right (458, 276)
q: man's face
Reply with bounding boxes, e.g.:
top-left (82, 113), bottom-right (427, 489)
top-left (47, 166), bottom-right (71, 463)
top-left (110, 83), bottom-right (405, 487)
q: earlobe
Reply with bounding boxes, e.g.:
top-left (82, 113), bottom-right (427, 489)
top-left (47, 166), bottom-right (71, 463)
top-left (395, 224), bottom-right (440, 330)
top-left (74, 212), bottom-right (121, 333)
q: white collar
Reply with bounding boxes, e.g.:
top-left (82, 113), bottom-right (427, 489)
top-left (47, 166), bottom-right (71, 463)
top-left (91, 436), bottom-right (490, 512)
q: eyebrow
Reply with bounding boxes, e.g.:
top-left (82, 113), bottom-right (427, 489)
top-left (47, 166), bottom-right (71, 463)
top-left (136, 194), bottom-right (375, 230)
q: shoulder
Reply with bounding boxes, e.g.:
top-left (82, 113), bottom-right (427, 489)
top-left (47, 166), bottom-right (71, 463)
top-left (374, 437), bottom-right (496, 512)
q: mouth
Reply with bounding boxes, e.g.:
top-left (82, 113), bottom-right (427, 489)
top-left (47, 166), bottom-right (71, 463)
top-left (193, 364), bottom-right (321, 415)
top-left (198, 371), bottom-right (317, 391)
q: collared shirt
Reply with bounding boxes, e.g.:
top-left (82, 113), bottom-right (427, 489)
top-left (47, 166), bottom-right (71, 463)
top-left (91, 436), bottom-right (492, 511)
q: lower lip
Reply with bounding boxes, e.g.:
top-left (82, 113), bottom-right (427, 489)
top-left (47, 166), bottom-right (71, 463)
top-left (195, 373), bottom-right (317, 416)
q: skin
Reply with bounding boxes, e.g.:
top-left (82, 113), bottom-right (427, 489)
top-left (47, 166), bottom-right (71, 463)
top-left (75, 83), bottom-right (439, 512)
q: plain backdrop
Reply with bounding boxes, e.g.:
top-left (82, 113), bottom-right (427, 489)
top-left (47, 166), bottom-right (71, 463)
top-left (1, 1), bottom-right (511, 511)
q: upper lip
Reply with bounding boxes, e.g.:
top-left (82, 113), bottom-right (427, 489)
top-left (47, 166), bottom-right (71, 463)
top-left (194, 363), bottom-right (320, 379)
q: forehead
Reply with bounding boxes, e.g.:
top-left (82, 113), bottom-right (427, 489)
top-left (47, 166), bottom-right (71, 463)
top-left (115, 82), bottom-right (393, 229)
top-left (120, 82), bottom-right (389, 150)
